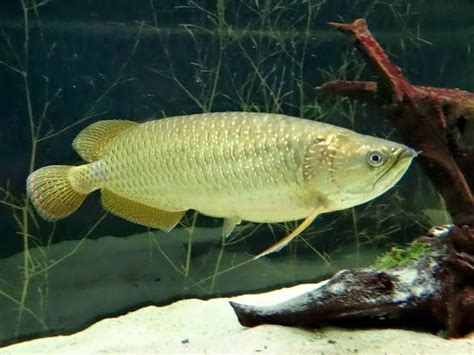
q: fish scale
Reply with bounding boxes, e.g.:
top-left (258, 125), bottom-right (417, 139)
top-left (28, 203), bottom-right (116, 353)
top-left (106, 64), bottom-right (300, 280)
top-left (99, 113), bottom-right (313, 221)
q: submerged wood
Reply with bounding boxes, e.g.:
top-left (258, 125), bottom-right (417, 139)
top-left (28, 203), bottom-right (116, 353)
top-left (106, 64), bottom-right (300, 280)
top-left (231, 236), bottom-right (445, 330)
top-left (231, 19), bottom-right (474, 337)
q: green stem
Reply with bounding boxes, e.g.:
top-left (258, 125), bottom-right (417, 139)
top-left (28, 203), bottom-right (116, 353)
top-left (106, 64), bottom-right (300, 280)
top-left (184, 212), bottom-right (198, 278)
top-left (16, 0), bottom-right (35, 336)
top-left (351, 207), bottom-right (360, 267)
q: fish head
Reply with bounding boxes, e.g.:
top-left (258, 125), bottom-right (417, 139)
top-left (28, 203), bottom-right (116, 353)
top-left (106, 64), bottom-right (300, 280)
top-left (311, 131), bottom-right (417, 211)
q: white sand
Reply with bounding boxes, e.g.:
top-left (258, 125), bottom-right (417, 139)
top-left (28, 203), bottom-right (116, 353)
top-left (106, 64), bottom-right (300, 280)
top-left (1, 283), bottom-right (473, 355)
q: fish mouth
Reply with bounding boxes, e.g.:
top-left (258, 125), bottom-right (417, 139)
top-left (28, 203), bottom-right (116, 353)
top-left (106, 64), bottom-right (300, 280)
top-left (371, 146), bottom-right (417, 191)
top-left (388, 147), bottom-right (417, 172)
top-left (401, 147), bottom-right (418, 160)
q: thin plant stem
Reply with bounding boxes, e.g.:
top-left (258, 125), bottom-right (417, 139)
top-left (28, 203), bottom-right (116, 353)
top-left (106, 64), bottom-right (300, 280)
top-left (184, 211), bottom-right (198, 278)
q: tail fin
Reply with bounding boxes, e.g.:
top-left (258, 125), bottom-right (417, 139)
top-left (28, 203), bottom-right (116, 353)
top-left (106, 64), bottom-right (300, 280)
top-left (26, 165), bottom-right (87, 221)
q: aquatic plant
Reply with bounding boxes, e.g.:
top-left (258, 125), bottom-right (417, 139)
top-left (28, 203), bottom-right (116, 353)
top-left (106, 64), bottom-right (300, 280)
top-left (373, 239), bottom-right (431, 269)
top-left (143, 0), bottom-right (439, 284)
top-left (0, 0), bottom-right (143, 338)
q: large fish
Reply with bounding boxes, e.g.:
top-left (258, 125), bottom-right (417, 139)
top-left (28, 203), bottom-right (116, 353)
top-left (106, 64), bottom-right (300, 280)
top-left (26, 112), bottom-right (417, 258)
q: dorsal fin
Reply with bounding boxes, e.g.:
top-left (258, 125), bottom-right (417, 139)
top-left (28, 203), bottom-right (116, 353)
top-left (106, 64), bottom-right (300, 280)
top-left (72, 120), bottom-right (139, 162)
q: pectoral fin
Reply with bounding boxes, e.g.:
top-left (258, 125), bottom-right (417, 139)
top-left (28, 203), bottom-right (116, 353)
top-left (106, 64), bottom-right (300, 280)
top-left (222, 216), bottom-right (241, 238)
top-left (101, 189), bottom-right (185, 231)
top-left (254, 208), bottom-right (320, 259)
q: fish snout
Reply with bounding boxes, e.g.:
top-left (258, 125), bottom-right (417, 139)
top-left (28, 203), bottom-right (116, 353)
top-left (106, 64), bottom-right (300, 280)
top-left (401, 147), bottom-right (418, 159)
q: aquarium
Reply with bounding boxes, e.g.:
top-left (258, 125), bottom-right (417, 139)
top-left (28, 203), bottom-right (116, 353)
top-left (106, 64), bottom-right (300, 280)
top-left (0, 0), bottom-right (473, 352)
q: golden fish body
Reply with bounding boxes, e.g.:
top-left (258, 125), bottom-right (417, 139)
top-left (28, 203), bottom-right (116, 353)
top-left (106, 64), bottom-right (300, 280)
top-left (90, 112), bottom-right (334, 222)
top-left (27, 112), bottom-right (416, 257)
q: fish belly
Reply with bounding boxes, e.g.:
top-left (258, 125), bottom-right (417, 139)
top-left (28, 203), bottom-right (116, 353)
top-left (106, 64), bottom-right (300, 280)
top-left (185, 187), bottom-right (315, 222)
top-left (100, 112), bottom-right (324, 223)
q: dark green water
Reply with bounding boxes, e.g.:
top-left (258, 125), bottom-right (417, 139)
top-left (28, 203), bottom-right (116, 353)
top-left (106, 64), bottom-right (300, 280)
top-left (0, 0), bottom-right (472, 346)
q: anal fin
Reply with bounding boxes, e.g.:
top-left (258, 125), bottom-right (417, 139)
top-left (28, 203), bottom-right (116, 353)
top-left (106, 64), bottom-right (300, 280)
top-left (254, 208), bottom-right (320, 259)
top-left (222, 216), bottom-right (241, 238)
top-left (101, 189), bottom-right (185, 231)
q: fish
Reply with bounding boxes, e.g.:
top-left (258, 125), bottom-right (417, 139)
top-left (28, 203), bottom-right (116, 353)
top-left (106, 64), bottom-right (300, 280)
top-left (26, 112), bottom-right (417, 258)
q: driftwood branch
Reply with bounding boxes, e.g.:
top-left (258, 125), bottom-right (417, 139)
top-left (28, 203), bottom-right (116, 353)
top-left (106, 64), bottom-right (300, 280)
top-left (231, 19), bottom-right (474, 338)
top-left (320, 19), bottom-right (474, 225)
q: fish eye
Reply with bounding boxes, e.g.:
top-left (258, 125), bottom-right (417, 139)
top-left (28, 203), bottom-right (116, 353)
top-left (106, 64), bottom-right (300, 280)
top-left (367, 150), bottom-right (384, 167)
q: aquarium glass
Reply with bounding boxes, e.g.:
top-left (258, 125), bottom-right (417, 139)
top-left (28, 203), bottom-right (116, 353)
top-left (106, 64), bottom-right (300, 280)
top-left (0, 0), bottom-right (472, 345)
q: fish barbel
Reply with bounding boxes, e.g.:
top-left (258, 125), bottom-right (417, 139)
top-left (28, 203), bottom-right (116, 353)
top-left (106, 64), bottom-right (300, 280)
top-left (26, 112), bottom-right (417, 258)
